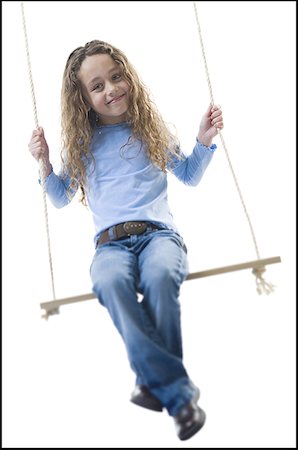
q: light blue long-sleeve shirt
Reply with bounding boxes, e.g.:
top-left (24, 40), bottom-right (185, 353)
top-left (43, 122), bottom-right (216, 246)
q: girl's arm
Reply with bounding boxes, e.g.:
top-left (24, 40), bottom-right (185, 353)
top-left (170, 140), bottom-right (216, 186)
top-left (28, 127), bottom-right (76, 208)
top-left (169, 104), bottom-right (223, 186)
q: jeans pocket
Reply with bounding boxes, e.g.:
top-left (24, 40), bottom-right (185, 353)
top-left (179, 240), bottom-right (188, 254)
top-left (172, 232), bottom-right (188, 254)
top-left (181, 240), bottom-right (188, 254)
top-left (156, 229), bottom-right (188, 254)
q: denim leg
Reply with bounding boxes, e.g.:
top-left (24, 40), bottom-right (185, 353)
top-left (90, 242), bottom-right (142, 377)
top-left (137, 231), bottom-right (196, 415)
top-left (138, 230), bottom-right (189, 359)
top-left (90, 236), bottom-right (197, 416)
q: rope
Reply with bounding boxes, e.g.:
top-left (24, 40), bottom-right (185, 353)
top-left (21, 2), bottom-right (56, 301)
top-left (193, 2), bottom-right (274, 294)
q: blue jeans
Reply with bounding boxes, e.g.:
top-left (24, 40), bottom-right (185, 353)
top-left (90, 228), bottom-right (198, 416)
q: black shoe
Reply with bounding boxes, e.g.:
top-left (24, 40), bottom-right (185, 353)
top-left (130, 384), bottom-right (201, 413)
top-left (174, 402), bottom-right (206, 441)
top-left (130, 385), bottom-right (163, 412)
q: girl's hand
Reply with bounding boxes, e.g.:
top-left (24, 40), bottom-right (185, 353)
top-left (28, 127), bottom-right (52, 175)
top-left (197, 104), bottom-right (224, 147)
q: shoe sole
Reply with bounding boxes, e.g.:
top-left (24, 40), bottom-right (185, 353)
top-left (179, 409), bottom-right (206, 441)
top-left (130, 396), bottom-right (163, 412)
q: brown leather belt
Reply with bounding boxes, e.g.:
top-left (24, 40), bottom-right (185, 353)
top-left (97, 221), bottom-right (160, 246)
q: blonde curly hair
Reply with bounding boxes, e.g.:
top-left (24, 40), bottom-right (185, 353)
top-left (61, 40), bottom-right (180, 205)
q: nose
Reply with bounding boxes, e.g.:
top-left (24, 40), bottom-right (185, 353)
top-left (106, 81), bottom-right (118, 96)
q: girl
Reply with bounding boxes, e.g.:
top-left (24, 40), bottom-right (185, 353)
top-left (28, 40), bottom-right (223, 441)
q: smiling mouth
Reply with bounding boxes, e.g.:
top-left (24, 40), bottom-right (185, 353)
top-left (107, 94), bottom-right (125, 105)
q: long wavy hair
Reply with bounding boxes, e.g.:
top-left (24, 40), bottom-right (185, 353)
top-left (61, 40), bottom-right (180, 205)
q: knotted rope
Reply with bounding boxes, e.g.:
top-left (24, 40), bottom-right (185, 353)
top-left (193, 2), bottom-right (275, 294)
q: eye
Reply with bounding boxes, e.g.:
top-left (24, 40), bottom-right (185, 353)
top-left (92, 83), bottom-right (103, 92)
top-left (112, 73), bottom-right (122, 81)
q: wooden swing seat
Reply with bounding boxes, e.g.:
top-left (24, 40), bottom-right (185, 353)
top-left (40, 256), bottom-right (281, 319)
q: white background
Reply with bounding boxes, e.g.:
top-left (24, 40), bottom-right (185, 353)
top-left (2, 1), bottom-right (296, 447)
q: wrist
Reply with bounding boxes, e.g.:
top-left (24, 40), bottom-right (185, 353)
top-left (45, 164), bottom-right (52, 177)
top-left (197, 135), bottom-right (212, 148)
top-left (197, 136), bottom-right (212, 148)
top-left (39, 160), bottom-right (52, 178)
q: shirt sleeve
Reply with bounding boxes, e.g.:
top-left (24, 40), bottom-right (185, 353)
top-left (38, 165), bottom-right (77, 208)
top-left (168, 139), bottom-right (217, 186)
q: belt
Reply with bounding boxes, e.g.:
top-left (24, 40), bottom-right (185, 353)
top-left (97, 221), bottom-right (160, 246)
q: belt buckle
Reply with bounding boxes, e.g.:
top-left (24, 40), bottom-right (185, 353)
top-left (123, 221), bottom-right (147, 235)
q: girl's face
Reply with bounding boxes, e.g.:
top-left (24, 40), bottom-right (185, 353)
top-left (79, 54), bottom-right (130, 125)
